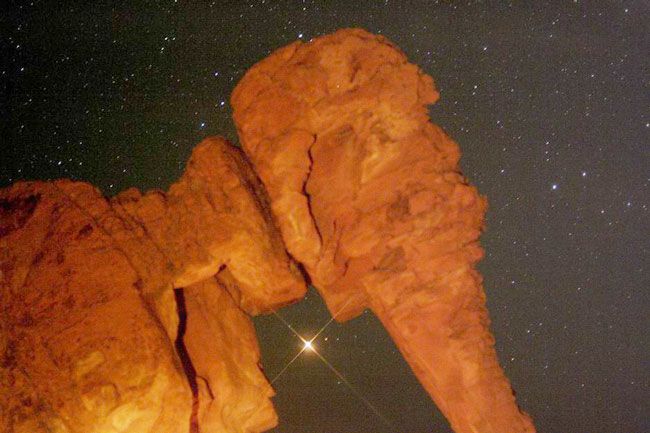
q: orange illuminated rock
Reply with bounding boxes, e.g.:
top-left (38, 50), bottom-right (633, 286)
top-left (0, 137), bottom-right (305, 433)
top-left (1, 29), bottom-right (536, 433)
top-left (183, 278), bottom-right (278, 433)
top-left (233, 28), bottom-right (536, 433)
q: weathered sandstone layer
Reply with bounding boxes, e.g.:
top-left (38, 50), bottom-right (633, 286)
top-left (233, 28), bottom-right (535, 433)
top-left (0, 137), bottom-right (305, 432)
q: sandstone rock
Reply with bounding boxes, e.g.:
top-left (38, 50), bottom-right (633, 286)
top-left (183, 278), bottom-right (277, 433)
top-left (0, 137), bottom-right (305, 432)
top-left (2, 29), bottom-right (537, 433)
top-left (233, 28), bottom-right (536, 433)
top-left (0, 181), bottom-right (192, 433)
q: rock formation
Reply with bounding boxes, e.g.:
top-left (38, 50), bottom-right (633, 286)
top-left (0, 137), bottom-right (305, 432)
top-left (1, 29), bottom-right (536, 433)
top-left (232, 28), bottom-right (536, 433)
top-left (183, 278), bottom-right (278, 432)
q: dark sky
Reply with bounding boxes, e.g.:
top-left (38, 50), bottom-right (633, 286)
top-left (1, 1), bottom-right (648, 433)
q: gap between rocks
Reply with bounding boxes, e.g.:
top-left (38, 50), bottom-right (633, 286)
top-left (173, 288), bottom-right (200, 433)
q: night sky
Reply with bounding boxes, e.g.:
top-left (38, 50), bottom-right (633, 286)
top-left (1, 2), bottom-right (648, 433)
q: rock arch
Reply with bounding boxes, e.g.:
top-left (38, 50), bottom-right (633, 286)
top-left (0, 29), bottom-right (534, 433)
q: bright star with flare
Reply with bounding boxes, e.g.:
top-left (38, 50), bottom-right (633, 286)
top-left (268, 298), bottom-right (394, 429)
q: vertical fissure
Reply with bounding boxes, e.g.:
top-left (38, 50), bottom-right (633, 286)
top-left (303, 133), bottom-right (323, 245)
top-left (173, 288), bottom-right (200, 433)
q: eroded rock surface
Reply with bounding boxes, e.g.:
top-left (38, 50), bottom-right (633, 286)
top-left (0, 137), bottom-right (305, 432)
top-left (2, 29), bottom-right (536, 433)
top-left (233, 28), bottom-right (536, 433)
top-left (183, 278), bottom-right (277, 433)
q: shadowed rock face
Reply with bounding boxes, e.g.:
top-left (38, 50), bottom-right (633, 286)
top-left (0, 137), bottom-right (304, 433)
top-left (233, 28), bottom-right (536, 433)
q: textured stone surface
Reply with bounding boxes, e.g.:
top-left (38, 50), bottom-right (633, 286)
top-left (2, 28), bottom-right (537, 433)
top-left (183, 278), bottom-right (277, 433)
top-left (233, 28), bottom-right (536, 433)
top-left (0, 137), bottom-right (305, 432)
